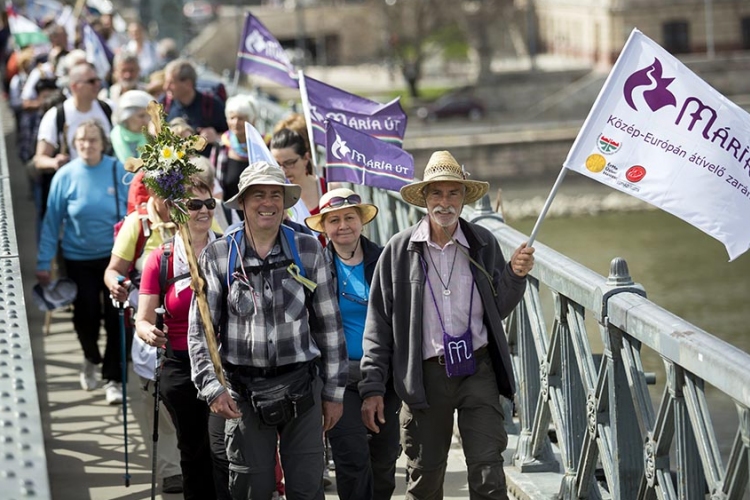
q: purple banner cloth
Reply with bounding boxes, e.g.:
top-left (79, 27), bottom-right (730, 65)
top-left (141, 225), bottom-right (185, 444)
top-left (236, 13), bottom-right (299, 89)
top-left (325, 120), bottom-right (414, 192)
top-left (304, 74), bottom-right (407, 150)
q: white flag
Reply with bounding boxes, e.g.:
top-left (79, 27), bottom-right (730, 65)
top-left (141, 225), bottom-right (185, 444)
top-left (564, 29), bottom-right (750, 261)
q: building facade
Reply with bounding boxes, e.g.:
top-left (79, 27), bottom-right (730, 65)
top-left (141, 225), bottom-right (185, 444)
top-left (531, 0), bottom-right (750, 66)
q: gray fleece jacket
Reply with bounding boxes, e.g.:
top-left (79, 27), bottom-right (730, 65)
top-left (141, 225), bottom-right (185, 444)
top-left (359, 218), bottom-right (526, 409)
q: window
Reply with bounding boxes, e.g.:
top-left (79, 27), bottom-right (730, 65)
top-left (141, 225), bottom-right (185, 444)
top-left (663, 21), bottom-right (690, 54)
top-left (742, 17), bottom-right (750, 50)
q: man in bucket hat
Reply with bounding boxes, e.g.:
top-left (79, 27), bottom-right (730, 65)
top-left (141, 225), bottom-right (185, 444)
top-left (360, 151), bottom-right (535, 499)
top-left (188, 161), bottom-right (347, 499)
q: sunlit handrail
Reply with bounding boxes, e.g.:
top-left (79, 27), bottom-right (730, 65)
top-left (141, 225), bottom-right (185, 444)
top-left (353, 185), bottom-right (750, 499)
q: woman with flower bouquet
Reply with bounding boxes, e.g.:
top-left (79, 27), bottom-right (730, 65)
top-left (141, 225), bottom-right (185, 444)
top-left (127, 101), bottom-right (228, 499)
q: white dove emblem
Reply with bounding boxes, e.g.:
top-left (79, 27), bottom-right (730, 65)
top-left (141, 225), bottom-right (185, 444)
top-left (331, 133), bottom-right (351, 160)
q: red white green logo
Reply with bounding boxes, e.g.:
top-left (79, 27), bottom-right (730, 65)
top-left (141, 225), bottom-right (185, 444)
top-left (597, 134), bottom-right (621, 155)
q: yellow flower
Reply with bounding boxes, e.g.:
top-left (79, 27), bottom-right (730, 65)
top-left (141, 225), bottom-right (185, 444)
top-left (160, 145), bottom-right (176, 164)
top-left (176, 149), bottom-right (186, 160)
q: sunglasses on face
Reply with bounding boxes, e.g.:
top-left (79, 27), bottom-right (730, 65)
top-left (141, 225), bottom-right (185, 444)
top-left (186, 198), bottom-right (217, 211)
top-left (322, 194), bottom-right (362, 210)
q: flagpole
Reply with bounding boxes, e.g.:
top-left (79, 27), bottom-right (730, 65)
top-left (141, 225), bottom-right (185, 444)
top-left (298, 70), bottom-right (321, 176)
top-left (527, 166), bottom-right (568, 247)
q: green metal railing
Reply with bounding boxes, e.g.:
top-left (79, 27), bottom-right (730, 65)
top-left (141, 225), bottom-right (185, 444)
top-left (353, 184), bottom-right (750, 499)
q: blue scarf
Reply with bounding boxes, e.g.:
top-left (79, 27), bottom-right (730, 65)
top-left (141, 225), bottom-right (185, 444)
top-left (222, 131), bottom-right (248, 160)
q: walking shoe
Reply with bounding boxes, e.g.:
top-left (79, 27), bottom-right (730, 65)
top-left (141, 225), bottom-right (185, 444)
top-left (161, 474), bottom-right (183, 494)
top-left (80, 359), bottom-right (98, 391)
top-left (323, 468), bottom-right (332, 489)
top-left (104, 381), bottom-right (123, 405)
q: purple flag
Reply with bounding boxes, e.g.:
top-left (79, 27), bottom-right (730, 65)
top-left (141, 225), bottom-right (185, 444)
top-left (236, 13), bottom-right (299, 89)
top-left (325, 120), bottom-right (414, 192)
top-left (303, 74), bottom-right (407, 152)
top-left (82, 22), bottom-right (114, 81)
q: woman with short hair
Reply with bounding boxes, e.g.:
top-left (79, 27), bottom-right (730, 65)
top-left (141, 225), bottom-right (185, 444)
top-left (35, 119), bottom-right (128, 404)
top-left (306, 188), bottom-right (401, 500)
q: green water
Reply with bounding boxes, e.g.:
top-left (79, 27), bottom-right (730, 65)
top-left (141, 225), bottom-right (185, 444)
top-left (514, 209), bottom-right (750, 354)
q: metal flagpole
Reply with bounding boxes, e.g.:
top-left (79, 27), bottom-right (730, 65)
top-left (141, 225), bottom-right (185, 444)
top-left (297, 70), bottom-right (321, 176)
top-left (527, 166), bottom-right (568, 247)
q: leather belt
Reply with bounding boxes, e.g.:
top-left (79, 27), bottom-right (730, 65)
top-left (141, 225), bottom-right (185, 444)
top-left (425, 345), bottom-right (488, 365)
top-left (225, 361), bottom-right (306, 379)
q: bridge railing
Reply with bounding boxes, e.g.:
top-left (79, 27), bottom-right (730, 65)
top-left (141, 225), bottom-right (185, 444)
top-left (353, 184), bottom-right (750, 499)
top-left (0, 110), bottom-right (50, 498)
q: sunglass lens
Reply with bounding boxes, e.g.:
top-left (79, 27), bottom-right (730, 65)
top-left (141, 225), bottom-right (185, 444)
top-left (187, 198), bottom-right (216, 210)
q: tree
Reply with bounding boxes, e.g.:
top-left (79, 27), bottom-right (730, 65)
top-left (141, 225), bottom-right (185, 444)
top-left (374, 0), bottom-right (456, 98)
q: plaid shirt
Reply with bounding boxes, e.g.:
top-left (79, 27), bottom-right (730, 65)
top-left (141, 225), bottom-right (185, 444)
top-left (188, 228), bottom-right (348, 404)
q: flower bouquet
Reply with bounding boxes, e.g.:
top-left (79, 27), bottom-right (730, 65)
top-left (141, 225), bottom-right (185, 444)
top-left (126, 101), bottom-right (225, 386)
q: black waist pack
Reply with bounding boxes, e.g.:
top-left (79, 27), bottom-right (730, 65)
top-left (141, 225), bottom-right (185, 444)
top-left (248, 363), bottom-right (316, 427)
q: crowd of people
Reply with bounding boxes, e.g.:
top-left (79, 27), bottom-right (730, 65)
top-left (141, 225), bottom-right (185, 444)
top-left (3, 8), bottom-right (536, 500)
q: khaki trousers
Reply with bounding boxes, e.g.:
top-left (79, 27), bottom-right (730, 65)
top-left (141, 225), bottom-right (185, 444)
top-left (401, 349), bottom-right (509, 500)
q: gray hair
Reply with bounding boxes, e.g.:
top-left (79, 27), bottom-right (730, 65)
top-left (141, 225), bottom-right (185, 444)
top-left (225, 95), bottom-right (257, 122)
top-left (164, 59), bottom-right (197, 86)
top-left (113, 50), bottom-right (139, 69)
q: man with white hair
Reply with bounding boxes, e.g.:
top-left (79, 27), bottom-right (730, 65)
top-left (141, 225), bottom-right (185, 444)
top-left (33, 62), bottom-right (113, 225)
top-left (360, 150), bottom-right (535, 500)
top-left (100, 50), bottom-right (144, 101)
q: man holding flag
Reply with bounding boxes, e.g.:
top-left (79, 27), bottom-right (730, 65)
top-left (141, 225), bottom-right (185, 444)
top-left (360, 150), bottom-right (534, 500)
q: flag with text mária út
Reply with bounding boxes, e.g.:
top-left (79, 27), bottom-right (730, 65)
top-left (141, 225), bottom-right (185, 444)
top-left (236, 13), bottom-right (299, 89)
top-left (563, 28), bottom-right (750, 261)
top-left (325, 120), bottom-right (414, 192)
top-left (302, 74), bottom-right (407, 152)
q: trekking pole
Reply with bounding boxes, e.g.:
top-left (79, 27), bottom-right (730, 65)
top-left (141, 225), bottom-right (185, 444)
top-left (150, 307), bottom-right (166, 500)
top-left (116, 276), bottom-right (132, 487)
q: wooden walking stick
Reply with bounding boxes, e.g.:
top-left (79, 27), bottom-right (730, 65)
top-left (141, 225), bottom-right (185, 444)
top-left (124, 101), bottom-right (226, 387)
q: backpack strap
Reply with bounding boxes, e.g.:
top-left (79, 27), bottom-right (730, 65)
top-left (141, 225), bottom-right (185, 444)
top-left (54, 102), bottom-right (66, 155)
top-left (201, 92), bottom-right (213, 125)
top-left (159, 239), bottom-right (174, 311)
top-left (98, 99), bottom-right (113, 125)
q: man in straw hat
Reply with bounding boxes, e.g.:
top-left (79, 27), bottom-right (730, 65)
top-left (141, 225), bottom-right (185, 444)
top-left (188, 161), bottom-right (348, 498)
top-left (360, 151), bottom-right (534, 499)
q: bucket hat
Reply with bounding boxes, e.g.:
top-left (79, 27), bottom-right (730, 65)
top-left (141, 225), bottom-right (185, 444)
top-left (399, 150), bottom-right (489, 207)
top-left (224, 161), bottom-right (301, 210)
top-left (32, 278), bottom-right (78, 312)
top-left (116, 90), bottom-right (154, 124)
top-left (304, 188), bottom-right (378, 234)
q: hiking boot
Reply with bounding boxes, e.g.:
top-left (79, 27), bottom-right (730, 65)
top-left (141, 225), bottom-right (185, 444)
top-left (162, 474), bottom-right (183, 494)
top-left (104, 381), bottom-right (123, 405)
top-left (80, 359), bottom-right (98, 391)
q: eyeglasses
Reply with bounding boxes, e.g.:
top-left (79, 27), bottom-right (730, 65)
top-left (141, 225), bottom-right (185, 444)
top-left (278, 156), bottom-right (301, 169)
top-left (322, 194), bottom-right (362, 210)
top-left (341, 292), bottom-right (368, 306)
top-left (79, 77), bottom-right (101, 86)
top-left (186, 198), bottom-right (217, 211)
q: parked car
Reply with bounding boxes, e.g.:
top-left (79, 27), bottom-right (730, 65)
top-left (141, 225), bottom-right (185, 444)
top-left (416, 88), bottom-right (486, 122)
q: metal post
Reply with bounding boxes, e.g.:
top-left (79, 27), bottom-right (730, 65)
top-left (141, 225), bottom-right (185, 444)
top-left (705, 0), bottom-right (715, 59)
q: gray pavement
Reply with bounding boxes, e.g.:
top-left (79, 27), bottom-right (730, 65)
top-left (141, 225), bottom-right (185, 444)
top-left (5, 104), bottom-right (479, 499)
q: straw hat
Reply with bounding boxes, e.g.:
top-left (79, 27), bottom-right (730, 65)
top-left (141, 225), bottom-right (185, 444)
top-left (399, 151), bottom-right (489, 207)
top-left (305, 188), bottom-right (379, 234)
top-left (224, 161), bottom-right (301, 210)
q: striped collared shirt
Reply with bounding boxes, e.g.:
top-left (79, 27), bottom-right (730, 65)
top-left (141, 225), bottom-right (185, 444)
top-left (188, 229), bottom-right (348, 404)
top-left (410, 217), bottom-right (489, 360)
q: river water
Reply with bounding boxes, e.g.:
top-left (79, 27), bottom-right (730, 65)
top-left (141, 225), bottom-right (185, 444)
top-left (510, 204), bottom-right (750, 486)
